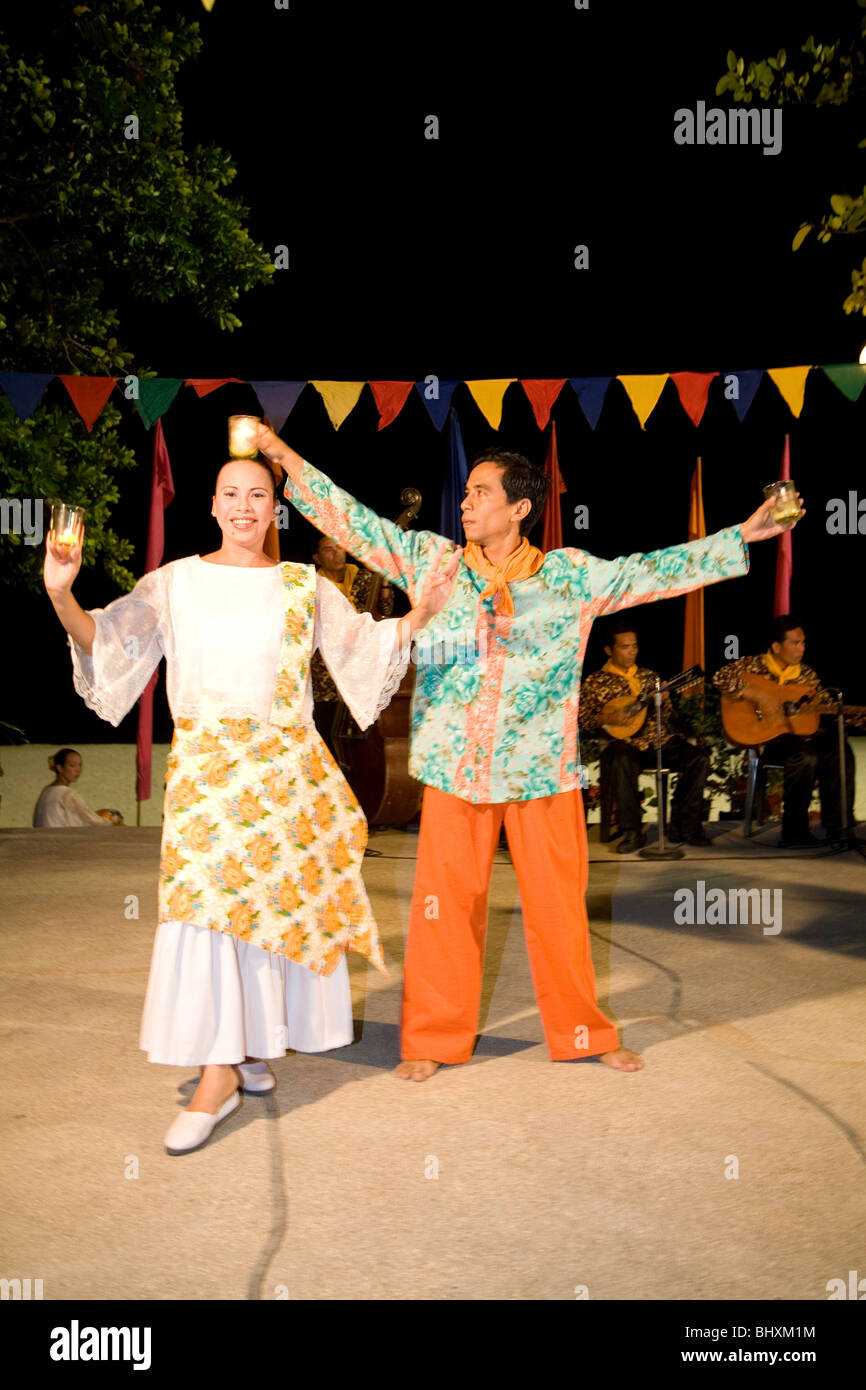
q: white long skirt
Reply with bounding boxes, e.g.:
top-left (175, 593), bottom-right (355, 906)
top-left (139, 919), bottom-right (353, 1065)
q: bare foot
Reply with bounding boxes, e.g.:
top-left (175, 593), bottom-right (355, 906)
top-left (395, 1060), bottom-right (441, 1082)
top-left (187, 1063), bottom-right (239, 1113)
top-left (599, 1047), bottom-right (644, 1073)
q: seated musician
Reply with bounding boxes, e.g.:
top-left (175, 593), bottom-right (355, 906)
top-left (310, 534), bottom-right (394, 757)
top-left (712, 614), bottom-right (855, 847)
top-left (579, 619), bottom-right (710, 852)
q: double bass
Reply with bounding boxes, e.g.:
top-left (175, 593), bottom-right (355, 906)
top-left (331, 488), bottom-right (425, 826)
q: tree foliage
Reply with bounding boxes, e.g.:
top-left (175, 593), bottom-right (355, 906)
top-left (716, 0), bottom-right (866, 316)
top-left (0, 0), bottom-right (274, 590)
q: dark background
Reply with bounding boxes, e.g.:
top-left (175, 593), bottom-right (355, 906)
top-left (5, 0), bottom-right (866, 745)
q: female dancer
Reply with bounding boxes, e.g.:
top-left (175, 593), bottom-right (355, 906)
top-left (44, 454), bottom-right (459, 1154)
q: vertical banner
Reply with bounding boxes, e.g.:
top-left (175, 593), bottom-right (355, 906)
top-left (136, 419), bottom-right (175, 810)
top-left (440, 408), bottom-right (468, 543)
top-left (541, 420), bottom-right (566, 552)
top-left (683, 458), bottom-right (706, 672)
top-left (773, 435), bottom-right (793, 617)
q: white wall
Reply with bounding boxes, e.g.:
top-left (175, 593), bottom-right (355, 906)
top-left (0, 744), bottom-right (170, 827)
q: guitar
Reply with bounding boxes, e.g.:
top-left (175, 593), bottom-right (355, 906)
top-left (600, 665), bottom-right (704, 740)
top-left (721, 673), bottom-right (866, 747)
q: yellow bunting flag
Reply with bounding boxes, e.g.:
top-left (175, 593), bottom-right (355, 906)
top-left (766, 366), bottom-right (811, 419)
top-left (465, 379), bottom-right (517, 430)
top-left (617, 374), bottom-right (669, 430)
top-left (309, 380), bottom-right (366, 430)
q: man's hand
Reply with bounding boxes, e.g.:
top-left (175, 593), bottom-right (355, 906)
top-left (415, 545), bottom-right (463, 620)
top-left (740, 494), bottom-right (805, 544)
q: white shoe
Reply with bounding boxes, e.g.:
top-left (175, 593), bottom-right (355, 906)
top-left (236, 1061), bottom-right (276, 1095)
top-left (164, 1091), bottom-right (241, 1156)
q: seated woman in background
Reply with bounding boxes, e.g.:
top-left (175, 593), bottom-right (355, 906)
top-left (33, 749), bottom-right (123, 826)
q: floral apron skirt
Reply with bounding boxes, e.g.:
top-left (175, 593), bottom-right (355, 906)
top-left (157, 564), bottom-right (386, 977)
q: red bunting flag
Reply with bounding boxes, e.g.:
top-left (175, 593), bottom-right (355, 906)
top-left (520, 379), bottom-right (567, 431)
top-left (683, 458), bottom-right (706, 672)
top-left (773, 435), bottom-right (793, 617)
top-left (136, 420), bottom-right (175, 807)
top-left (58, 376), bottom-right (117, 431)
top-left (369, 381), bottom-right (414, 430)
top-left (541, 420), bottom-right (566, 552)
top-left (670, 372), bottom-right (718, 427)
top-left (185, 378), bottom-right (244, 397)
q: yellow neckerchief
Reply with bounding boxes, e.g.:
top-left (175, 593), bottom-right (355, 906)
top-left (319, 562), bottom-right (359, 603)
top-left (603, 659), bottom-right (642, 697)
top-left (462, 537), bottom-right (545, 616)
top-left (764, 650), bottom-right (801, 684)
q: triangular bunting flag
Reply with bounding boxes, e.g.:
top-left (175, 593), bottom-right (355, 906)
top-left (440, 408), bottom-right (469, 544)
top-left (414, 380), bottom-right (459, 431)
top-left (520, 379), bottom-right (567, 431)
top-left (569, 377), bottom-right (613, 430)
top-left (369, 381), bottom-right (414, 430)
top-left (722, 369), bottom-right (763, 422)
top-left (309, 380), bottom-right (366, 430)
top-left (670, 371), bottom-right (718, 427)
top-left (617, 374), bottom-right (669, 430)
top-left (766, 366), bottom-right (811, 419)
top-left (185, 378), bottom-right (244, 397)
top-left (0, 371), bottom-right (54, 422)
top-left (135, 378), bottom-right (184, 431)
top-left (465, 379), bottom-right (516, 430)
top-left (58, 376), bottom-right (118, 432)
top-left (820, 363), bottom-right (866, 402)
top-left (250, 381), bottom-right (306, 433)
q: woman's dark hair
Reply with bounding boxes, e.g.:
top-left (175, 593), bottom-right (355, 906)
top-left (470, 448), bottom-right (550, 536)
top-left (50, 748), bottom-right (78, 770)
top-left (214, 457), bottom-right (279, 497)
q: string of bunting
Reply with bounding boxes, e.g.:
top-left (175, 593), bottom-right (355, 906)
top-left (1, 365), bottom-right (865, 435)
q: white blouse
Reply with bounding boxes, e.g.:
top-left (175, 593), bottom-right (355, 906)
top-left (33, 785), bottom-right (107, 828)
top-left (70, 556), bottom-right (409, 730)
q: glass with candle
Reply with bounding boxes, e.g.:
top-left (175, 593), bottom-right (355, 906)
top-left (49, 501), bottom-right (86, 550)
top-left (228, 414), bottom-right (261, 459)
top-left (763, 480), bottom-right (802, 530)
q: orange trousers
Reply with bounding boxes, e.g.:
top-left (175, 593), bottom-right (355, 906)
top-left (401, 786), bottom-right (620, 1062)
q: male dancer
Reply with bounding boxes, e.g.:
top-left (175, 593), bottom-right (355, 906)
top-left (258, 425), bottom-right (799, 1079)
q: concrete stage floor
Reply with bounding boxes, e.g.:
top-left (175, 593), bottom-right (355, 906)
top-left (1, 821), bottom-right (864, 1302)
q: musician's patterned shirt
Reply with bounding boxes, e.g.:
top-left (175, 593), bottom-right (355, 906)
top-left (712, 655), bottom-right (833, 708)
top-left (285, 461), bottom-right (750, 804)
top-left (579, 667), bottom-right (677, 751)
top-left (312, 567), bottom-right (394, 702)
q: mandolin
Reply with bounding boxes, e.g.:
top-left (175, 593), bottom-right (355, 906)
top-left (600, 665), bottom-right (704, 740)
top-left (721, 673), bottom-right (866, 747)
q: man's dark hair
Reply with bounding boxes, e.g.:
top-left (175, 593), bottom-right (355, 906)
top-left (771, 614), bottom-right (804, 646)
top-left (470, 448), bottom-right (550, 537)
top-left (605, 617), bottom-right (639, 647)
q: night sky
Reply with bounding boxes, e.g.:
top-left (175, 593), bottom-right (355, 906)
top-left (4, 0), bottom-right (865, 746)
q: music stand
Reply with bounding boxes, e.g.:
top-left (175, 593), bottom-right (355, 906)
top-left (639, 678), bottom-right (684, 860)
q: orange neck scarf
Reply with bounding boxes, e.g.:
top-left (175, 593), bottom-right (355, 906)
top-left (603, 659), bottom-right (641, 697)
top-left (764, 650), bottom-right (801, 684)
top-left (462, 537), bottom-right (545, 616)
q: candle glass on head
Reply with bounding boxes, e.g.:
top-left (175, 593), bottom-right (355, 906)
top-left (49, 501), bottom-right (85, 549)
top-left (763, 480), bottom-right (802, 530)
top-left (228, 414), bottom-right (261, 460)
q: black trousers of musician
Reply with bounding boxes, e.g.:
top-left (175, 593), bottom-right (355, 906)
top-left (601, 735), bottom-right (709, 836)
top-left (763, 721), bottom-right (855, 841)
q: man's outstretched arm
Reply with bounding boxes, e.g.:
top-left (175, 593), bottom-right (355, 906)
top-left (256, 427), bottom-right (452, 602)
